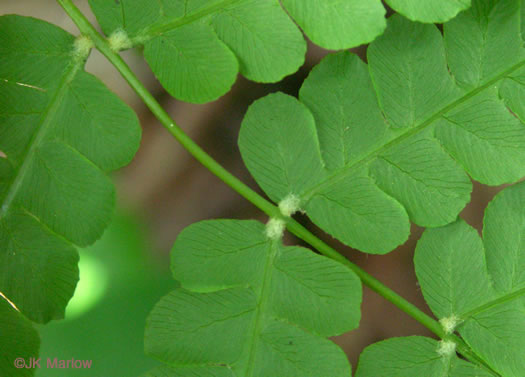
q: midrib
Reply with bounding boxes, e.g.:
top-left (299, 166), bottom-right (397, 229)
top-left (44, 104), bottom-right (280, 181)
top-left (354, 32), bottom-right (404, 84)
top-left (301, 57), bottom-right (525, 201)
top-left (461, 286), bottom-right (525, 320)
top-left (243, 241), bottom-right (277, 377)
top-left (143, 0), bottom-right (243, 37)
top-left (0, 59), bottom-right (83, 219)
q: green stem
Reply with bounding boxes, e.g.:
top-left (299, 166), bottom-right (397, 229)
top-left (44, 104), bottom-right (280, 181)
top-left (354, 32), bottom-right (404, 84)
top-left (56, 1), bottom-right (499, 374)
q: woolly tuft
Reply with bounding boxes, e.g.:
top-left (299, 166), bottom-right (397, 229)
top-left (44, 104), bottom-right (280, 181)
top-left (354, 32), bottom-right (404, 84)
top-left (108, 29), bottom-right (133, 52)
top-left (265, 218), bottom-right (285, 240)
top-left (73, 35), bottom-right (93, 60)
top-left (279, 194), bottom-right (301, 217)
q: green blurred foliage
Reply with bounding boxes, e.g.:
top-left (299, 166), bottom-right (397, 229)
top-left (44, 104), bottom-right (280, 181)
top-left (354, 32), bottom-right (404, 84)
top-left (36, 210), bottom-right (174, 377)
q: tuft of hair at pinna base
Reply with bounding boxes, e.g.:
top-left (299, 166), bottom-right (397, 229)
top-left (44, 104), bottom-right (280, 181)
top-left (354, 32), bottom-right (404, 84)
top-left (437, 340), bottom-right (456, 357)
top-left (265, 218), bottom-right (285, 240)
top-left (440, 314), bottom-right (461, 334)
top-left (73, 35), bottom-right (93, 61)
top-left (108, 29), bottom-right (133, 52)
top-left (279, 194), bottom-right (301, 217)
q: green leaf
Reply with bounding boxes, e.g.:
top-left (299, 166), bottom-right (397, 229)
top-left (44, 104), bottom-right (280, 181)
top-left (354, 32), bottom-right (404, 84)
top-left (210, 0), bottom-right (306, 82)
top-left (143, 22), bottom-right (238, 103)
top-left (444, 0), bottom-right (523, 90)
top-left (0, 298), bottom-right (40, 377)
top-left (87, 0), bottom-right (398, 103)
top-left (522, 0), bottom-right (525, 39)
top-left (144, 220), bottom-right (361, 376)
top-left (280, 0), bottom-right (386, 50)
top-left (238, 93), bottom-right (327, 202)
top-left (367, 16), bottom-right (462, 129)
top-left (88, 0), bottom-right (306, 103)
top-left (415, 182), bottom-right (525, 376)
top-left (142, 366), bottom-right (233, 377)
top-left (384, 0), bottom-right (471, 23)
top-left (239, 0), bottom-right (525, 254)
top-left (499, 66), bottom-right (525, 122)
top-left (0, 210), bottom-right (79, 326)
top-left (0, 15), bottom-right (141, 323)
top-left (355, 336), bottom-right (492, 377)
top-left (434, 90), bottom-right (525, 185)
top-left (415, 220), bottom-right (492, 319)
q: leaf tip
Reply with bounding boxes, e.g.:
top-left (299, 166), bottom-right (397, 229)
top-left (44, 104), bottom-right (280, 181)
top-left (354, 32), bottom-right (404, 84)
top-left (265, 218), bottom-right (285, 240)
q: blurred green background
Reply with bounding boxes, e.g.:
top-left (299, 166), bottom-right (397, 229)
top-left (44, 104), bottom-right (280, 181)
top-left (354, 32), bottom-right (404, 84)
top-left (35, 212), bottom-right (174, 376)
